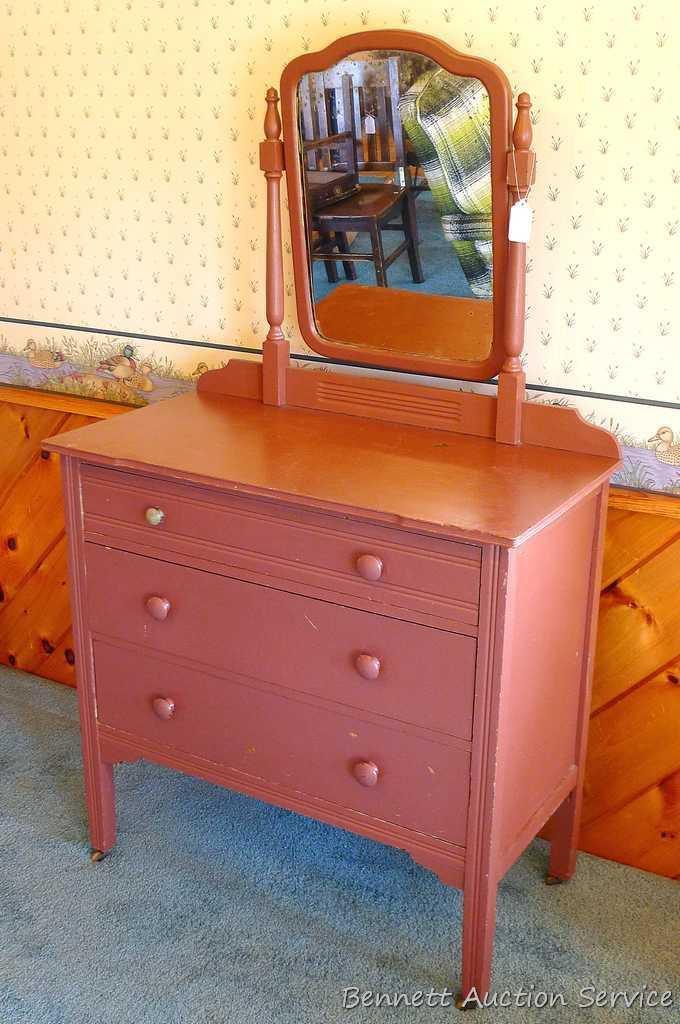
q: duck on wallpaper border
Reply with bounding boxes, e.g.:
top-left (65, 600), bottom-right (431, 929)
top-left (0, 330), bottom-right (194, 407)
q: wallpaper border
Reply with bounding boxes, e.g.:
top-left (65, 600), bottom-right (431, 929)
top-left (2, 315), bottom-right (678, 412)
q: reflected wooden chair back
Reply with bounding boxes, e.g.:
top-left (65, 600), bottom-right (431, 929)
top-left (298, 61), bottom-right (423, 290)
top-left (299, 57), bottom-right (409, 186)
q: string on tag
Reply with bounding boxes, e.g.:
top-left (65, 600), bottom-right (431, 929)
top-left (508, 148), bottom-right (536, 244)
top-left (511, 146), bottom-right (536, 204)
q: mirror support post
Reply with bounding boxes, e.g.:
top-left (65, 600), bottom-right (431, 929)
top-left (260, 88), bottom-right (289, 406)
top-left (496, 93), bottom-right (535, 445)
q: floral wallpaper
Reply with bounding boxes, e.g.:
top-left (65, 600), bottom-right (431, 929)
top-left (0, 0), bottom-right (678, 492)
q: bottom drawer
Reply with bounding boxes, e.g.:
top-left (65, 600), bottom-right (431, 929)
top-left (93, 640), bottom-right (470, 846)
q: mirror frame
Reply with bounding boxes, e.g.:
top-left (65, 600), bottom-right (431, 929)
top-left (280, 30), bottom-right (513, 382)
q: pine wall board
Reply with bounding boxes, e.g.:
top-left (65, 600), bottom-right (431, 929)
top-left (580, 493), bottom-right (680, 878)
top-left (0, 388), bottom-right (125, 685)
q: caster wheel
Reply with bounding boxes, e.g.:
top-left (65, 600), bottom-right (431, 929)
top-left (90, 849), bottom-right (110, 863)
top-left (545, 873), bottom-right (566, 886)
top-left (455, 994), bottom-right (480, 1011)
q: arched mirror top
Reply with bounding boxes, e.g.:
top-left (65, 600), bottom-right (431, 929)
top-left (280, 30), bottom-right (515, 381)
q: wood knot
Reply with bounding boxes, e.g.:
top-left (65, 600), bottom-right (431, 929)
top-left (8, 654), bottom-right (16, 667)
top-left (41, 638), bottom-right (55, 655)
top-left (602, 583), bottom-right (656, 625)
top-left (65, 648), bottom-right (76, 665)
top-left (6, 537), bottom-right (17, 551)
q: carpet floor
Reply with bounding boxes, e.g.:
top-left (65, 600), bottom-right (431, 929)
top-left (0, 666), bottom-right (677, 1024)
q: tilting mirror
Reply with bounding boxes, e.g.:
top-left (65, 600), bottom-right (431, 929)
top-left (296, 49), bottom-right (493, 364)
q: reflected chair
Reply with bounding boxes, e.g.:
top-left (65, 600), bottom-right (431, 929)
top-left (299, 62), bottom-right (424, 288)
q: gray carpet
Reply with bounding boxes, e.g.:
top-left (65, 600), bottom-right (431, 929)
top-left (0, 666), bottom-right (677, 1024)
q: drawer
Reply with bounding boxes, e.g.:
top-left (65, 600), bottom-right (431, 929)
top-left (85, 544), bottom-right (476, 740)
top-left (93, 639), bottom-right (470, 845)
top-left (81, 465), bottom-right (481, 627)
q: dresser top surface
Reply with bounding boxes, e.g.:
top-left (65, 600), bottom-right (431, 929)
top-left (45, 390), bottom-right (617, 546)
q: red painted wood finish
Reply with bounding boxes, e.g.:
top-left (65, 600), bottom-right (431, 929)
top-left (92, 639), bottom-right (471, 844)
top-left (44, 29), bottom-right (619, 1002)
top-left (46, 390), bottom-right (619, 547)
top-left (495, 93), bottom-right (536, 446)
top-left (50, 418), bottom-right (614, 1006)
top-left (84, 543), bottom-right (477, 739)
top-left (259, 87), bottom-right (289, 406)
top-left (79, 463), bottom-right (482, 628)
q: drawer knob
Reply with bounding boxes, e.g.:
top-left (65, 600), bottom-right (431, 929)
top-left (355, 653), bottom-right (381, 681)
top-left (145, 506), bottom-right (165, 527)
top-left (152, 696), bottom-right (176, 720)
top-left (145, 595), bottom-right (171, 621)
top-left (353, 760), bottom-right (380, 787)
top-left (355, 553), bottom-right (383, 582)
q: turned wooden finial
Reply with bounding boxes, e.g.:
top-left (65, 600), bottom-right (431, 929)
top-left (264, 87), bottom-right (282, 142)
top-left (513, 93), bottom-right (532, 151)
top-left (509, 92), bottom-right (535, 201)
top-left (510, 94), bottom-right (536, 201)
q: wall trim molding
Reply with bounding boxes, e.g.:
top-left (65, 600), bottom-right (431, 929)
top-left (0, 385), bottom-right (126, 421)
top-left (608, 487), bottom-right (680, 518)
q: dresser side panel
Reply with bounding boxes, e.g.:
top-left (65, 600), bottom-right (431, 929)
top-left (493, 491), bottom-right (600, 867)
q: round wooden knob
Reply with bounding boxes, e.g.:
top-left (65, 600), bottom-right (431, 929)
top-left (145, 595), bottom-right (171, 621)
top-left (355, 654), bottom-right (381, 680)
top-left (145, 506), bottom-right (165, 527)
top-left (152, 696), bottom-right (176, 720)
top-left (352, 760), bottom-right (380, 787)
top-left (355, 553), bottom-right (383, 582)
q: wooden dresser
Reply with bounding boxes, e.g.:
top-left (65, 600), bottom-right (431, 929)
top-left (44, 31), bottom-right (623, 1007)
top-left (45, 386), bottom-right (619, 1005)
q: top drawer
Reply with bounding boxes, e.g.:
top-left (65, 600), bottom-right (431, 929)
top-left (80, 465), bottom-right (481, 627)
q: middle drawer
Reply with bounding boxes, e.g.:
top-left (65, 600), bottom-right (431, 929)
top-left (85, 544), bottom-right (476, 740)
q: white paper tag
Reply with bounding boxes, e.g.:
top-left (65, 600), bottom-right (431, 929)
top-left (364, 114), bottom-right (376, 135)
top-left (397, 166), bottom-right (406, 187)
top-left (508, 199), bottom-right (533, 243)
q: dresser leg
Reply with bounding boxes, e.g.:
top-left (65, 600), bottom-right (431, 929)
top-left (458, 878), bottom-right (498, 1009)
top-left (546, 787), bottom-right (580, 883)
top-left (83, 753), bottom-right (116, 859)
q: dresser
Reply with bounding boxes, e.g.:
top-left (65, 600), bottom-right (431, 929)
top-left (45, 31), bottom-right (622, 1008)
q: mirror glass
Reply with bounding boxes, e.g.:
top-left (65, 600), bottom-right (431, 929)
top-left (297, 49), bottom-right (493, 364)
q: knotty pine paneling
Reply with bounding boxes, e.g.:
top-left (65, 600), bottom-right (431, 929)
top-left (0, 388), bottom-right (126, 685)
top-left (580, 491), bottom-right (680, 878)
top-left (1, 390), bottom-right (679, 877)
